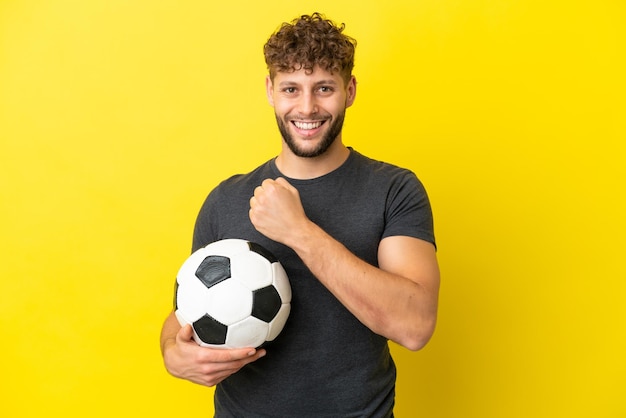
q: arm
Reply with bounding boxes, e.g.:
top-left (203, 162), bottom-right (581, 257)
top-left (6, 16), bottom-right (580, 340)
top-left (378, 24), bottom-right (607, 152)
top-left (249, 178), bottom-right (440, 350)
top-left (160, 311), bottom-right (266, 386)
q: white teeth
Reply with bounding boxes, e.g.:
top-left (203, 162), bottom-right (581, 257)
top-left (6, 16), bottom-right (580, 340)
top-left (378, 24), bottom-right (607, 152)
top-left (293, 121), bottom-right (322, 130)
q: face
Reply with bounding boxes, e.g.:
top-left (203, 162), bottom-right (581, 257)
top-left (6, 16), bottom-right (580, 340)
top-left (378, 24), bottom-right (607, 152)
top-left (266, 66), bottom-right (356, 158)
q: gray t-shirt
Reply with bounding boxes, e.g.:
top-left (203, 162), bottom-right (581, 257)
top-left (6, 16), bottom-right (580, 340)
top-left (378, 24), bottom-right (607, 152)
top-left (191, 148), bottom-right (435, 418)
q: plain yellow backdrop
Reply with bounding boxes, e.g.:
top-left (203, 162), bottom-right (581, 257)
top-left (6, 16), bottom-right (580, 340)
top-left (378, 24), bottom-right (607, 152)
top-left (1, 0), bottom-right (624, 416)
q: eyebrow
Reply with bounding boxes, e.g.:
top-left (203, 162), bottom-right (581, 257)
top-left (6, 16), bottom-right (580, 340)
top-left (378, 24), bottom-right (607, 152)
top-left (277, 79), bottom-right (339, 88)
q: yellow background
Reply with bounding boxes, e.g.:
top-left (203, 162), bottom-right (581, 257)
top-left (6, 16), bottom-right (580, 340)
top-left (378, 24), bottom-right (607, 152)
top-left (1, 0), bottom-right (624, 416)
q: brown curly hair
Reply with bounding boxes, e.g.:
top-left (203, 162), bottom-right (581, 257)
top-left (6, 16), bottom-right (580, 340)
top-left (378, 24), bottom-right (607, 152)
top-left (263, 13), bottom-right (357, 85)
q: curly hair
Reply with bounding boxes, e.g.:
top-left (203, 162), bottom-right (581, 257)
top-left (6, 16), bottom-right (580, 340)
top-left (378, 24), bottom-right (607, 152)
top-left (263, 13), bottom-right (357, 84)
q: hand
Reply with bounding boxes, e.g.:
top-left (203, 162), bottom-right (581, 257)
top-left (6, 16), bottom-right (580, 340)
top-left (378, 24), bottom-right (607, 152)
top-left (249, 177), bottom-right (309, 246)
top-left (162, 324), bottom-right (266, 387)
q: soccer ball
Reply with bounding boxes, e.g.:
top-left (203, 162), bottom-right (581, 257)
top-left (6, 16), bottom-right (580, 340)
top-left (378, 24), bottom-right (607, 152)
top-left (175, 238), bottom-right (291, 349)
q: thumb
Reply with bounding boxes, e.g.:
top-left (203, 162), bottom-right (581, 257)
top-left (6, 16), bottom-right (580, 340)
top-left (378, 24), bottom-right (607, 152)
top-left (178, 323), bottom-right (195, 342)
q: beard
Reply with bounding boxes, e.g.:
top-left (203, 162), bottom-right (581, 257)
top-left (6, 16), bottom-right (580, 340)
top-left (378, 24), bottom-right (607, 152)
top-left (275, 110), bottom-right (346, 158)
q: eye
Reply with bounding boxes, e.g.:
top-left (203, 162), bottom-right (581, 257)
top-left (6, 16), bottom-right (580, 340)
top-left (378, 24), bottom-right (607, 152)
top-left (317, 86), bottom-right (335, 95)
top-left (282, 87), bottom-right (297, 94)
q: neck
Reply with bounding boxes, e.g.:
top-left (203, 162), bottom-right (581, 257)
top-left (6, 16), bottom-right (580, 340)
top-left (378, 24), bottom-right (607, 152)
top-left (275, 141), bottom-right (350, 180)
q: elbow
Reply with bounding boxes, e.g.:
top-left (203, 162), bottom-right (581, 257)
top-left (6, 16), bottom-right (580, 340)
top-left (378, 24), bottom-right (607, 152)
top-left (403, 334), bottom-right (433, 352)
top-left (401, 334), bottom-right (433, 352)
top-left (396, 318), bottom-right (437, 351)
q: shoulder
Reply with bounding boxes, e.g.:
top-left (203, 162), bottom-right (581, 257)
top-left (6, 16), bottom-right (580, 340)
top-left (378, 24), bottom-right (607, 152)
top-left (193, 160), bottom-right (276, 250)
top-left (347, 149), bottom-right (424, 189)
top-left (213, 160), bottom-right (276, 195)
top-left (199, 159), bottom-right (276, 214)
top-left (349, 149), bottom-right (413, 173)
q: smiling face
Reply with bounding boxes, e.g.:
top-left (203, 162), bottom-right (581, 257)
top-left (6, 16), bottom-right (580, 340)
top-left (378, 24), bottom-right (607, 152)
top-left (266, 66), bottom-right (356, 159)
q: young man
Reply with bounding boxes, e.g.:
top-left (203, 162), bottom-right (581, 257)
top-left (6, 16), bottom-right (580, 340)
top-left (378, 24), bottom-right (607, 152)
top-left (160, 13), bottom-right (440, 417)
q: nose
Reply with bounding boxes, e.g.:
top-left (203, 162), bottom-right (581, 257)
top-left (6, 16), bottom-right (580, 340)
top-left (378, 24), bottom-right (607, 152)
top-left (297, 92), bottom-right (318, 116)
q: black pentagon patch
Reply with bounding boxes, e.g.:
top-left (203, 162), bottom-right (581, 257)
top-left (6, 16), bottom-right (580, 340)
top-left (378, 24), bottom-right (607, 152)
top-left (251, 286), bottom-right (281, 322)
top-left (193, 314), bottom-right (228, 345)
top-left (247, 241), bottom-right (278, 263)
top-left (195, 255), bottom-right (230, 288)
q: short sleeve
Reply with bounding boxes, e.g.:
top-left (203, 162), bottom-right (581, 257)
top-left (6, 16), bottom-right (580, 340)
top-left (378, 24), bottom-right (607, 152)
top-left (382, 171), bottom-right (436, 247)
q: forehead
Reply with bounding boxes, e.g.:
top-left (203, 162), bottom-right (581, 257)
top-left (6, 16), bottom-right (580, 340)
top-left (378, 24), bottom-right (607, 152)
top-left (273, 66), bottom-right (344, 87)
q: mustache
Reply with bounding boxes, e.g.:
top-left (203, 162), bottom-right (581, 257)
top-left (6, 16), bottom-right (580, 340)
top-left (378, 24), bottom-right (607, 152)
top-left (285, 114), bottom-right (330, 122)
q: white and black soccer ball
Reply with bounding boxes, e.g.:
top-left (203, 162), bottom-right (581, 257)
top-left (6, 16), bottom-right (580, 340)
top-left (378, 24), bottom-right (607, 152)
top-left (175, 238), bottom-right (291, 349)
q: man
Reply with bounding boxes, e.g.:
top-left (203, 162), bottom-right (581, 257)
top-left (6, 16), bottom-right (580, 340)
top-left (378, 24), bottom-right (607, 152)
top-left (160, 12), bottom-right (440, 417)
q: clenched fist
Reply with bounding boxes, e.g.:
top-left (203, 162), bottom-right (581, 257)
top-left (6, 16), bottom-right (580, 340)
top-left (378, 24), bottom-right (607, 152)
top-left (249, 177), bottom-right (310, 247)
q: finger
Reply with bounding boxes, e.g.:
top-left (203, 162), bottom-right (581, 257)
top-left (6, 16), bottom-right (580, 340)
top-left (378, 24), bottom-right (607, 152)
top-left (261, 178), bottom-right (277, 188)
top-left (275, 177), bottom-right (290, 187)
top-left (251, 185), bottom-right (265, 207)
top-left (275, 177), bottom-right (296, 193)
top-left (207, 347), bottom-right (266, 363)
top-left (201, 351), bottom-right (264, 387)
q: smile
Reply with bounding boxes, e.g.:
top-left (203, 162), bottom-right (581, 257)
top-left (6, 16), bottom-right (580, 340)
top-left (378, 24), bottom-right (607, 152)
top-left (292, 121), bottom-right (325, 130)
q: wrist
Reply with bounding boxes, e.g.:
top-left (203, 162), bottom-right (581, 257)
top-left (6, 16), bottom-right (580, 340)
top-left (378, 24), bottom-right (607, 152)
top-left (288, 221), bottom-right (328, 258)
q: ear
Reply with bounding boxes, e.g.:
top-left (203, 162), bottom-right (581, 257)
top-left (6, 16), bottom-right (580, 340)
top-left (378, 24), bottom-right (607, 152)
top-left (265, 75), bottom-right (275, 107)
top-left (345, 76), bottom-right (357, 108)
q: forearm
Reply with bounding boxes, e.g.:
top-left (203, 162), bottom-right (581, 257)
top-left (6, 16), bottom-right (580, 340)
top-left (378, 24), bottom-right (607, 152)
top-left (160, 311), bottom-right (181, 355)
top-left (288, 222), bottom-right (439, 350)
